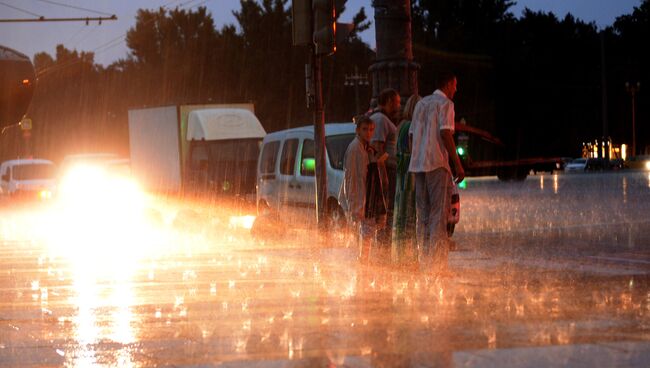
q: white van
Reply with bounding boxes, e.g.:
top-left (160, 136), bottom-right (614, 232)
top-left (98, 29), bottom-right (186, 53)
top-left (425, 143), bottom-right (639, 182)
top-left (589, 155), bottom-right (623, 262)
top-left (0, 159), bottom-right (57, 199)
top-left (256, 123), bottom-right (356, 228)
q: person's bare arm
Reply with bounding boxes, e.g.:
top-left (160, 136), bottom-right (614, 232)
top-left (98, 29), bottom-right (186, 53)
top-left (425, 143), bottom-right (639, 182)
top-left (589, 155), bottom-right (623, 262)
top-left (440, 129), bottom-right (465, 183)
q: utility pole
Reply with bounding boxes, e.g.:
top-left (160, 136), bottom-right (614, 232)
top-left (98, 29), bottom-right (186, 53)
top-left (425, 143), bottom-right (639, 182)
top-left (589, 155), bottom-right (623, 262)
top-left (312, 51), bottom-right (328, 228)
top-left (293, 0), bottom-right (339, 230)
top-left (600, 32), bottom-right (610, 165)
top-left (344, 66), bottom-right (369, 115)
top-left (626, 82), bottom-right (641, 157)
top-left (370, 0), bottom-right (419, 104)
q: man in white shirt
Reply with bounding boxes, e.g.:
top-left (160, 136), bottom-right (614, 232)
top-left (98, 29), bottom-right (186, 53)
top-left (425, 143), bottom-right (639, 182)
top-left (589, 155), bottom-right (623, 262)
top-left (408, 72), bottom-right (465, 274)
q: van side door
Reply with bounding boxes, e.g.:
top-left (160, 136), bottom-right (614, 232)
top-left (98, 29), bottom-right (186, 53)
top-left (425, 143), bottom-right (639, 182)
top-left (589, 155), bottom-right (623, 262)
top-left (294, 138), bottom-right (317, 207)
top-left (257, 140), bottom-right (281, 212)
top-left (277, 137), bottom-right (301, 217)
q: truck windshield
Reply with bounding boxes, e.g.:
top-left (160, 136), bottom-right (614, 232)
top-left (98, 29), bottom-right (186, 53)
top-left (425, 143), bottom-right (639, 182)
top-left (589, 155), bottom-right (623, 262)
top-left (188, 138), bottom-right (261, 194)
top-left (13, 164), bottom-right (55, 180)
top-left (208, 139), bottom-right (259, 162)
top-left (325, 133), bottom-right (355, 170)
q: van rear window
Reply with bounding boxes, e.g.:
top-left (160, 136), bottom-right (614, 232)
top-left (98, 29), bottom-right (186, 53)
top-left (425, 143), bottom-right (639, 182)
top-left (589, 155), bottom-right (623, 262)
top-left (260, 141), bottom-right (280, 174)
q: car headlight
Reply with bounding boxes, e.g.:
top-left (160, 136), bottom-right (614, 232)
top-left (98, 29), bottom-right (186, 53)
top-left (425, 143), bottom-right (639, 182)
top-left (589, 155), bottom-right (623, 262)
top-left (645, 161), bottom-right (650, 170)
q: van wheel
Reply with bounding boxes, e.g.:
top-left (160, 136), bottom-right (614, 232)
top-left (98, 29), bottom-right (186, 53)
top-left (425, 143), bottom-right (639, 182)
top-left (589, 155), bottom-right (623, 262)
top-left (251, 211), bottom-right (283, 243)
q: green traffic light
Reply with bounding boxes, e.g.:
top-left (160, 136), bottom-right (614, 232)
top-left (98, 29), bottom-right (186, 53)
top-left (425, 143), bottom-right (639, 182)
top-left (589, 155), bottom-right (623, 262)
top-left (457, 147), bottom-right (465, 156)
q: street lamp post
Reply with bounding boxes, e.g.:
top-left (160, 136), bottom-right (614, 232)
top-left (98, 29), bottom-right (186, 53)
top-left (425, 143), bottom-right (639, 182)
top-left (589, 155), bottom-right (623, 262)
top-left (344, 66), bottom-right (369, 115)
top-left (625, 81), bottom-right (641, 157)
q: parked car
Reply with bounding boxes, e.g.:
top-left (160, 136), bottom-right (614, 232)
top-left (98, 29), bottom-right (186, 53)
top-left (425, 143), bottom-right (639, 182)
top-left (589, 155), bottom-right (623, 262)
top-left (0, 158), bottom-right (57, 199)
top-left (564, 158), bottom-right (588, 172)
top-left (255, 123), bottom-right (356, 231)
top-left (609, 158), bottom-right (624, 170)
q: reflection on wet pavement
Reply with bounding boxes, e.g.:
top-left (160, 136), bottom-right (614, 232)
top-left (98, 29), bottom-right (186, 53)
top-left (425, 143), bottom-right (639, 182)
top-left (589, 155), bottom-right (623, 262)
top-left (0, 172), bottom-right (649, 367)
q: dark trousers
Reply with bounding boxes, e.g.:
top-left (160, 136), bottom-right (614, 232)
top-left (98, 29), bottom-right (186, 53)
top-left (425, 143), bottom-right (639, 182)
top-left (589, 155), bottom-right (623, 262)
top-left (376, 165), bottom-right (397, 250)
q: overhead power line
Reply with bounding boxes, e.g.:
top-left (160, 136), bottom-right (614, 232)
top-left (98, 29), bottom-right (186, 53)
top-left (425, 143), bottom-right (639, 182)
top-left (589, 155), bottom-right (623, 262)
top-left (32, 0), bottom-right (113, 16)
top-left (0, 15), bottom-right (117, 23)
top-left (34, 0), bottom-right (213, 77)
top-left (0, 1), bottom-right (42, 17)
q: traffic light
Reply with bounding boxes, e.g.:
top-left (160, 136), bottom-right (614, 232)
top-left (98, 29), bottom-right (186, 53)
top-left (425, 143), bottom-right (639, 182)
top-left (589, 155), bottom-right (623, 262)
top-left (291, 0), bottom-right (312, 46)
top-left (312, 0), bottom-right (336, 55)
top-left (457, 133), bottom-right (469, 159)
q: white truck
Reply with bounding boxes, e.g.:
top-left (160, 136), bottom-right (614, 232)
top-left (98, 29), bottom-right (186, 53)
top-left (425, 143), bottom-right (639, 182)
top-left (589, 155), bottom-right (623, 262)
top-left (128, 104), bottom-right (266, 197)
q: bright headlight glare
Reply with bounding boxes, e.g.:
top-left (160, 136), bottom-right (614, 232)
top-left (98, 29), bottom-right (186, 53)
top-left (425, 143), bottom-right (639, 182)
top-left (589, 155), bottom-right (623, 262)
top-left (229, 215), bottom-right (256, 230)
top-left (50, 163), bottom-right (151, 264)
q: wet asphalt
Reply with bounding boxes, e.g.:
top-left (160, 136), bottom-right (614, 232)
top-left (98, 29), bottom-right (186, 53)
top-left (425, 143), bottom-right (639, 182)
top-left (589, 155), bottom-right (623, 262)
top-left (0, 171), bottom-right (648, 367)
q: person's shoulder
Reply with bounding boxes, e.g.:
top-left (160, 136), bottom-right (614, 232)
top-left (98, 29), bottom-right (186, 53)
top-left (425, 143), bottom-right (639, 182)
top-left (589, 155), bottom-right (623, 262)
top-left (413, 95), bottom-right (434, 113)
top-left (349, 138), bottom-right (367, 153)
top-left (370, 110), bottom-right (390, 123)
top-left (439, 92), bottom-right (454, 105)
top-left (430, 93), bottom-right (453, 110)
top-left (418, 94), bottom-right (438, 105)
top-left (368, 108), bottom-right (381, 118)
top-left (441, 97), bottom-right (454, 110)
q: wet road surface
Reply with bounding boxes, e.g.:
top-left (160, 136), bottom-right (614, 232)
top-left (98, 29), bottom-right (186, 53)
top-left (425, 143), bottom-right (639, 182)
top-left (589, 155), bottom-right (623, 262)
top-left (1, 172), bottom-right (649, 367)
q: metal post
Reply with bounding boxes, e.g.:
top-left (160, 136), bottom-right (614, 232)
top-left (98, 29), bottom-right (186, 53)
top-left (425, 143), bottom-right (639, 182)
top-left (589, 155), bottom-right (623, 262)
top-left (600, 32), bottom-right (609, 165)
top-left (626, 82), bottom-right (640, 157)
top-left (312, 52), bottom-right (328, 229)
top-left (632, 90), bottom-right (636, 157)
top-left (354, 66), bottom-right (360, 115)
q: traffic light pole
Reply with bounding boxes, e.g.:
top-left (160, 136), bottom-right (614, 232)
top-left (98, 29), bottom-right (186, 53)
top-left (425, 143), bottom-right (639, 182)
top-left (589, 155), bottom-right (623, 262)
top-left (312, 51), bottom-right (328, 230)
top-left (292, 0), bottom-right (336, 231)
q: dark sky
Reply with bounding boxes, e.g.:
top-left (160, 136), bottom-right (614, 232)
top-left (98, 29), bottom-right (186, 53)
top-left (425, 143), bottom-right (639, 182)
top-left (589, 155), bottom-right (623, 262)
top-left (0, 0), bottom-right (643, 66)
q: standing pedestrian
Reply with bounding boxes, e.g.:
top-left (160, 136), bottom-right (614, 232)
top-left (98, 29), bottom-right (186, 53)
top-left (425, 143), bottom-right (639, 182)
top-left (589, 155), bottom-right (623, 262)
top-left (340, 115), bottom-right (387, 264)
top-left (408, 72), bottom-right (465, 275)
top-left (391, 94), bottom-right (421, 267)
top-left (369, 88), bottom-right (401, 256)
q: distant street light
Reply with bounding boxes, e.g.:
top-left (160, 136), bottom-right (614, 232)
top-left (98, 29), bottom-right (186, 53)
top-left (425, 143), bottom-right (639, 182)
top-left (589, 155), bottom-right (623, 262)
top-left (344, 66), bottom-right (369, 115)
top-left (625, 81), bottom-right (641, 157)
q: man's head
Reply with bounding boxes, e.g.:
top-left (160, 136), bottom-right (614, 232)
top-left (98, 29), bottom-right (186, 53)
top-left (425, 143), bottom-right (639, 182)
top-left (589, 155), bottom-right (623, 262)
top-left (354, 115), bottom-right (375, 144)
top-left (378, 88), bottom-right (401, 116)
top-left (438, 71), bottom-right (458, 100)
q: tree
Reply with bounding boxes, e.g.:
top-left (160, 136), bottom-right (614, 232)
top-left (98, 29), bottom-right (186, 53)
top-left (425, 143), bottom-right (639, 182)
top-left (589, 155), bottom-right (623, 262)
top-left (410, 0), bottom-right (616, 158)
top-left (15, 1), bottom-right (375, 162)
